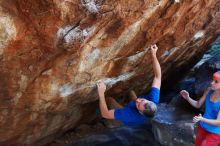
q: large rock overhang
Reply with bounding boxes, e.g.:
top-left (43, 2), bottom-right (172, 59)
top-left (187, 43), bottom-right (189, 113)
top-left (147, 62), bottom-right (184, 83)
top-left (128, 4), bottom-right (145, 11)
top-left (0, 0), bottom-right (220, 145)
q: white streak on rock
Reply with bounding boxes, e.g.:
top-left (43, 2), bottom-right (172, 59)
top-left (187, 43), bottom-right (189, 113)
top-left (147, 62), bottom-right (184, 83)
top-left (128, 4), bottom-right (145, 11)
top-left (79, 48), bottom-right (100, 72)
top-left (55, 72), bottom-right (134, 98)
top-left (57, 25), bottom-right (72, 38)
top-left (193, 30), bottom-right (205, 41)
top-left (102, 72), bottom-right (135, 87)
top-left (160, 47), bottom-right (178, 59)
top-left (194, 54), bottom-right (212, 68)
top-left (86, 48), bottom-right (100, 61)
top-left (81, 0), bottom-right (100, 13)
top-left (59, 83), bottom-right (75, 97)
top-left (175, 0), bottom-right (181, 3)
top-left (0, 13), bottom-right (16, 55)
top-left (57, 26), bottom-right (94, 44)
top-left (79, 63), bottom-right (86, 72)
top-left (64, 27), bottom-right (82, 43)
top-left (128, 51), bottom-right (146, 62)
top-left (161, 50), bottom-right (169, 59)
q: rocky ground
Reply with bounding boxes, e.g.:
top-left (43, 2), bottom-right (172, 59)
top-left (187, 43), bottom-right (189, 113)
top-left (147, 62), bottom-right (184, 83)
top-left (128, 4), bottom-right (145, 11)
top-left (50, 122), bottom-right (162, 146)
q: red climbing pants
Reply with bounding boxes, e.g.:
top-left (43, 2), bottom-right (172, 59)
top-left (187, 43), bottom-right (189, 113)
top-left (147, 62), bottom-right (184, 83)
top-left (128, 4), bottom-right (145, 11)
top-left (195, 125), bottom-right (220, 146)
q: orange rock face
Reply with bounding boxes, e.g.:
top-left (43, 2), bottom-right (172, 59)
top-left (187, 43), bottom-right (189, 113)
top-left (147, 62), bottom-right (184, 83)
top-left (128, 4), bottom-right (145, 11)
top-left (0, 0), bottom-right (220, 145)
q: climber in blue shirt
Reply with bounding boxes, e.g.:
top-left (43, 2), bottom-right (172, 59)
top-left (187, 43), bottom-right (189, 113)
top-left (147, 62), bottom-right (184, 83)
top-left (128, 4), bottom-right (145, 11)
top-left (97, 44), bottom-right (161, 126)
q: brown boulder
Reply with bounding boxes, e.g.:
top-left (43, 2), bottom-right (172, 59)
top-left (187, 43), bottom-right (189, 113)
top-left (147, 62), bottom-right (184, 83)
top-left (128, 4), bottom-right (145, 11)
top-left (0, 0), bottom-right (220, 145)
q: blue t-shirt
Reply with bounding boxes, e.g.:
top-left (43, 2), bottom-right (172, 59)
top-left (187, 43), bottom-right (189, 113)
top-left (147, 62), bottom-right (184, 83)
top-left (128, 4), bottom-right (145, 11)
top-left (200, 90), bottom-right (220, 134)
top-left (114, 87), bottom-right (160, 126)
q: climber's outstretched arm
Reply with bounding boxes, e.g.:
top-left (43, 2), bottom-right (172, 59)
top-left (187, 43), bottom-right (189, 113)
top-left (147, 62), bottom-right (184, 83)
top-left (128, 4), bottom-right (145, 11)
top-left (97, 81), bottom-right (115, 119)
top-left (150, 44), bottom-right (161, 89)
